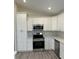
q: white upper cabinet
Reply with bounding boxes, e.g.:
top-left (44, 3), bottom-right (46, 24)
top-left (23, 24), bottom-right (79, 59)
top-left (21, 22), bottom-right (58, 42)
top-left (28, 17), bottom-right (52, 31)
top-left (51, 16), bottom-right (57, 31)
top-left (51, 13), bottom-right (64, 31)
top-left (27, 17), bottom-right (45, 31)
top-left (32, 17), bottom-right (44, 24)
top-left (57, 13), bottom-right (64, 31)
top-left (27, 13), bottom-right (64, 31)
top-left (43, 17), bottom-right (52, 31)
top-left (27, 17), bottom-right (33, 31)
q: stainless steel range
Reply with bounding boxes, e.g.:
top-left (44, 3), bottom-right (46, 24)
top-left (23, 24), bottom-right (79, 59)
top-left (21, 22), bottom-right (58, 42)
top-left (33, 24), bottom-right (45, 50)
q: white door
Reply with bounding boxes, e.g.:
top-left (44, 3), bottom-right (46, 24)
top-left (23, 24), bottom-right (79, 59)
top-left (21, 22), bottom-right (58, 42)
top-left (16, 13), bottom-right (27, 51)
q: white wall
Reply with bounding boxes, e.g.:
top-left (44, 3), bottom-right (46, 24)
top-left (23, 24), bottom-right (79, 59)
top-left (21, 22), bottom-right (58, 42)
top-left (14, 4), bottom-right (17, 51)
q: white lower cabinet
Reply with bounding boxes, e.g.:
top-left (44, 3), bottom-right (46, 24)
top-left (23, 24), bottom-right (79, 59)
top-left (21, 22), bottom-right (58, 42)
top-left (60, 43), bottom-right (64, 59)
top-left (45, 38), bottom-right (50, 49)
top-left (27, 40), bottom-right (33, 51)
top-left (17, 31), bottom-right (27, 51)
top-left (45, 37), bottom-right (54, 50)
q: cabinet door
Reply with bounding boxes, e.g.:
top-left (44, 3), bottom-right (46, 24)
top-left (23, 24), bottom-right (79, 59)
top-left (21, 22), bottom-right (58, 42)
top-left (57, 13), bottom-right (64, 31)
top-left (16, 13), bottom-right (27, 51)
top-left (52, 16), bottom-right (57, 31)
top-left (27, 40), bottom-right (33, 51)
top-left (45, 34), bottom-right (54, 50)
top-left (27, 17), bottom-right (33, 31)
top-left (44, 17), bottom-right (52, 31)
top-left (45, 38), bottom-right (49, 49)
top-left (32, 17), bottom-right (44, 24)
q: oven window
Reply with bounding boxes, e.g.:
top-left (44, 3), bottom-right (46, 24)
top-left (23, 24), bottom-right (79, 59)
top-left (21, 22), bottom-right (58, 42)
top-left (33, 41), bottom-right (44, 49)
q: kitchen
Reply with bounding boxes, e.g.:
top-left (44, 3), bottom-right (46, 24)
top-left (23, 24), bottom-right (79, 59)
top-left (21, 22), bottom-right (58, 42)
top-left (14, 0), bottom-right (64, 59)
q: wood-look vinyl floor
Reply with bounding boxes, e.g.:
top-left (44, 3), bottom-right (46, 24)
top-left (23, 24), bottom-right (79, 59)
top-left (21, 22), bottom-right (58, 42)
top-left (15, 50), bottom-right (59, 59)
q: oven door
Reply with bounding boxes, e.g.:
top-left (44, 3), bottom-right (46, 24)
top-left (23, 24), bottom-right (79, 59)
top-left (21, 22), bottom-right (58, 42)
top-left (33, 41), bottom-right (44, 49)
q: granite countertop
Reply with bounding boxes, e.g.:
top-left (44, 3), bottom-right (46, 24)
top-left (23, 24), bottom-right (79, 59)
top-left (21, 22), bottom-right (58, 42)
top-left (27, 31), bottom-right (64, 44)
top-left (54, 36), bottom-right (64, 44)
top-left (51, 31), bottom-right (64, 44)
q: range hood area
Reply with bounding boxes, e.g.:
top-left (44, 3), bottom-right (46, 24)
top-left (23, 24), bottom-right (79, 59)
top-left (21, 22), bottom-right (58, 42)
top-left (33, 24), bottom-right (45, 50)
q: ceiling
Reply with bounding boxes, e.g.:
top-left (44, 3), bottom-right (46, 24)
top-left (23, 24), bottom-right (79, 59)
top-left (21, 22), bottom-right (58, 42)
top-left (15, 0), bottom-right (64, 16)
